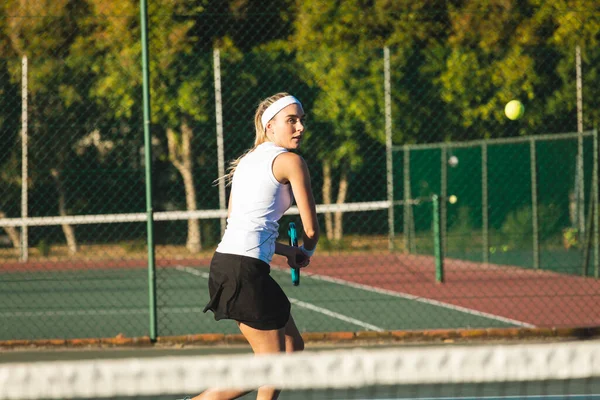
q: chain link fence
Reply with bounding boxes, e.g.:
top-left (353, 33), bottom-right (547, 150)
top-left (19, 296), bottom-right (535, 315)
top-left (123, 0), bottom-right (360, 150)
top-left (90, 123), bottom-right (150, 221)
top-left (1, 2), bottom-right (599, 342)
top-left (397, 132), bottom-right (598, 274)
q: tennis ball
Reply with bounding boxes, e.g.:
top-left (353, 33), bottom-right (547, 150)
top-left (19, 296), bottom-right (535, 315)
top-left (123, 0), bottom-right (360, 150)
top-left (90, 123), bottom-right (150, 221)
top-left (448, 195), bottom-right (457, 204)
top-left (505, 100), bottom-right (524, 120)
top-left (448, 156), bottom-right (459, 167)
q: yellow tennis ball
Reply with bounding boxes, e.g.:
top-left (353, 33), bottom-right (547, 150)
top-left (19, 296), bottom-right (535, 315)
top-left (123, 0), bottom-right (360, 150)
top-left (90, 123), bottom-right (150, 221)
top-left (448, 195), bottom-right (457, 204)
top-left (505, 100), bottom-right (524, 120)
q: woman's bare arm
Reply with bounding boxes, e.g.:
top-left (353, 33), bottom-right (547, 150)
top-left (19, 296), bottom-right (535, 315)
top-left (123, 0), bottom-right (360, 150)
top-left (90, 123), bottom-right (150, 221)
top-left (273, 152), bottom-right (319, 251)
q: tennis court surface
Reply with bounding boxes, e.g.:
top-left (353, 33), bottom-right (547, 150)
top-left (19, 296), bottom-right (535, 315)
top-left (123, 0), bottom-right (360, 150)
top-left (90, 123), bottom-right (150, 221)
top-left (2, 250), bottom-right (599, 341)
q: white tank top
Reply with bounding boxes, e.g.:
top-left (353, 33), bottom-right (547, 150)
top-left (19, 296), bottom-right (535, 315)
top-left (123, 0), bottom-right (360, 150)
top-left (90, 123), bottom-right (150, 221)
top-left (216, 141), bottom-right (293, 263)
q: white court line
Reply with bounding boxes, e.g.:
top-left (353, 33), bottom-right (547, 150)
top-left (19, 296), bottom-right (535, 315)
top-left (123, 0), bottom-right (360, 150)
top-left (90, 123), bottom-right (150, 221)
top-left (175, 265), bottom-right (385, 332)
top-left (174, 265), bottom-right (209, 279)
top-left (289, 298), bottom-right (384, 332)
top-left (270, 265), bottom-right (535, 328)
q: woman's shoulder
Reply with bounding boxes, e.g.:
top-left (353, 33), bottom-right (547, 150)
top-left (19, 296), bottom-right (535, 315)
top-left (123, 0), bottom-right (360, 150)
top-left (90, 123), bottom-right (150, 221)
top-left (257, 141), bottom-right (288, 154)
top-left (274, 150), bottom-right (303, 163)
top-left (272, 151), bottom-right (307, 180)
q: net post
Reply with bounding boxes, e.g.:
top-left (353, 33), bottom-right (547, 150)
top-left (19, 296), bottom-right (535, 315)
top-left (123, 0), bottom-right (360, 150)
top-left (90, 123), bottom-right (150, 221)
top-left (432, 195), bottom-right (444, 283)
top-left (140, 0), bottom-right (158, 341)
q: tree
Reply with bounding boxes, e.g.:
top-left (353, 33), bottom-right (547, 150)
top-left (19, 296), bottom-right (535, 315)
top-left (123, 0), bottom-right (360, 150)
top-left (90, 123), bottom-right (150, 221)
top-left (3, 0), bottom-right (97, 255)
top-left (291, 0), bottom-right (451, 240)
top-left (70, 0), bottom-right (298, 252)
top-left (526, 0), bottom-right (600, 131)
top-left (437, 0), bottom-right (599, 138)
top-left (0, 4), bottom-right (22, 252)
top-left (75, 0), bottom-right (211, 253)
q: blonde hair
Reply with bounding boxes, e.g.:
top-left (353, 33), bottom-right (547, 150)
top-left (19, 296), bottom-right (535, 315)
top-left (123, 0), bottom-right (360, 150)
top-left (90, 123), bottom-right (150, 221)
top-left (219, 92), bottom-right (291, 186)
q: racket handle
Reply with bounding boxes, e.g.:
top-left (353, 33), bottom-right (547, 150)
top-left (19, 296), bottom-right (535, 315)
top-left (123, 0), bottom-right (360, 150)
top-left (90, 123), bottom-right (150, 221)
top-left (291, 267), bottom-right (300, 286)
top-left (288, 222), bottom-right (300, 286)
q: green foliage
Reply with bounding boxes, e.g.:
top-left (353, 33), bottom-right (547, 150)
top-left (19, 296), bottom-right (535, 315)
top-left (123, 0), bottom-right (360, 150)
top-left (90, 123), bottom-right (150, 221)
top-left (439, 2), bottom-right (538, 138)
top-left (291, 1), bottom-right (385, 167)
top-left (562, 227), bottom-right (579, 250)
top-left (317, 237), bottom-right (347, 252)
top-left (499, 204), bottom-right (562, 249)
top-left (36, 239), bottom-right (51, 257)
top-left (447, 206), bottom-right (475, 253)
top-left (201, 220), bottom-right (220, 248)
top-left (119, 239), bottom-right (146, 254)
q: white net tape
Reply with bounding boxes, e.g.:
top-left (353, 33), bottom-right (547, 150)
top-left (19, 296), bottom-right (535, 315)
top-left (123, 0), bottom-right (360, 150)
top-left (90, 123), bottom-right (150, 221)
top-left (1, 340), bottom-right (599, 399)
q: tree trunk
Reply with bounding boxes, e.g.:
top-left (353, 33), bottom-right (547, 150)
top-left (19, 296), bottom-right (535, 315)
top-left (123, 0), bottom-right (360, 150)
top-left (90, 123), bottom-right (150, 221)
top-left (333, 168), bottom-right (349, 241)
top-left (0, 211), bottom-right (21, 254)
top-left (50, 169), bottom-right (78, 255)
top-left (181, 167), bottom-right (201, 253)
top-left (167, 121), bottom-right (201, 253)
top-left (322, 161), bottom-right (333, 240)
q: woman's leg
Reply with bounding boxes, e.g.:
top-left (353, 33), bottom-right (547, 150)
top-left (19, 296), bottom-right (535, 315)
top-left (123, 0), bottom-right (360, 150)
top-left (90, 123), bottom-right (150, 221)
top-left (193, 322), bottom-right (285, 400)
top-left (240, 322), bottom-right (286, 400)
top-left (284, 314), bottom-right (304, 353)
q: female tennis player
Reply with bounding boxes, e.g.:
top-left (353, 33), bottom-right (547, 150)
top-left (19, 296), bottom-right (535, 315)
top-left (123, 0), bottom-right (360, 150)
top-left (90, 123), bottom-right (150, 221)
top-left (191, 93), bottom-right (319, 400)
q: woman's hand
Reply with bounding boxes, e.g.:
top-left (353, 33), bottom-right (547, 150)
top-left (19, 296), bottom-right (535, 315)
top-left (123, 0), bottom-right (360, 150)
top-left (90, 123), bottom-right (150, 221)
top-left (274, 242), bottom-right (311, 268)
top-left (287, 246), bottom-right (310, 269)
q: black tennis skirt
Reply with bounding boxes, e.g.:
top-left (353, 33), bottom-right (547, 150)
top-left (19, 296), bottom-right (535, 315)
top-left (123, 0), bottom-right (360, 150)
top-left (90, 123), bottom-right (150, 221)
top-left (202, 252), bottom-right (291, 330)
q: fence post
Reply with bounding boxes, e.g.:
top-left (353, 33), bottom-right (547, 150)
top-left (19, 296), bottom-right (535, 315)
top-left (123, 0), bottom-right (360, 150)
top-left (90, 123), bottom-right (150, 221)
top-left (576, 45), bottom-right (585, 242)
top-left (481, 142), bottom-right (489, 264)
top-left (594, 128), bottom-right (599, 278)
top-left (384, 47), bottom-right (394, 251)
top-left (213, 48), bottom-right (226, 237)
top-left (530, 138), bottom-right (540, 270)
top-left (403, 147), bottom-right (412, 253)
top-left (440, 146), bottom-right (447, 255)
top-left (140, 0), bottom-right (157, 341)
top-left (21, 55), bottom-right (29, 262)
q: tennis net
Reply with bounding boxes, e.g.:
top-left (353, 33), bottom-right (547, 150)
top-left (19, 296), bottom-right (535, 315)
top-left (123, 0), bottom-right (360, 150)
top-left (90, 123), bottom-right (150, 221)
top-left (2, 340), bottom-right (599, 400)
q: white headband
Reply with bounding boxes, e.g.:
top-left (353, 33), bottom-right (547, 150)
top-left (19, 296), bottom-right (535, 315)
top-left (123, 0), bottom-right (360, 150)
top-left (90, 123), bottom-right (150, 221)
top-left (261, 95), bottom-right (302, 130)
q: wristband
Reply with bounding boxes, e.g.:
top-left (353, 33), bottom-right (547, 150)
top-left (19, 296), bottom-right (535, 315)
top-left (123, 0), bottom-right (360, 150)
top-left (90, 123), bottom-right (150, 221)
top-left (299, 244), bottom-right (316, 257)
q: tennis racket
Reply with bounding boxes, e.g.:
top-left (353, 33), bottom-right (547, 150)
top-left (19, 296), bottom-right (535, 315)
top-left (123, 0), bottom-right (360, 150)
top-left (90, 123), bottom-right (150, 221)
top-left (288, 222), bottom-right (300, 286)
